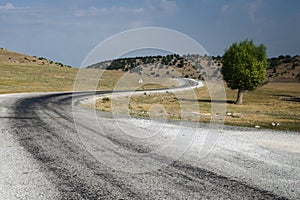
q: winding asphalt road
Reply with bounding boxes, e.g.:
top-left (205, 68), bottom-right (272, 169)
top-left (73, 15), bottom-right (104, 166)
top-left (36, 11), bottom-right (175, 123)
top-left (0, 80), bottom-right (299, 199)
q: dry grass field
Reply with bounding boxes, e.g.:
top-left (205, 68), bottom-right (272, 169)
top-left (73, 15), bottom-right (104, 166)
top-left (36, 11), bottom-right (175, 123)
top-left (0, 63), bottom-right (177, 94)
top-left (95, 82), bottom-right (300, 131)
top-left (0, 48), bottom-right (176, 94)
top-left (0, 48), bottom-right (177, 93)
top-left (0, 63), bottom-right (77, 93)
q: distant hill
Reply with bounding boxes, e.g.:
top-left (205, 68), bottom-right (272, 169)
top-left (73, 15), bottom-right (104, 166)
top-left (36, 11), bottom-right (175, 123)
top-left (266, 55), bottom-right (300, 82)
top-left (87, 54), bottom-right (300, 83)
top-left (87, 54), bottom-right (220, 80)
top-left (0, 47), bottom-right (71, 68)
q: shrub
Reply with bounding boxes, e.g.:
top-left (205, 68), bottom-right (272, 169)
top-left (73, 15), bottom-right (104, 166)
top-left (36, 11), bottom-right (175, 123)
top-left (102, 97), bottom-right (110, 103)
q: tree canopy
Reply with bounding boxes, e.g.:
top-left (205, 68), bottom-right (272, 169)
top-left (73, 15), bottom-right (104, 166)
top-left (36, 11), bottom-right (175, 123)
top-left (221, 39), bottom-right (268, 104)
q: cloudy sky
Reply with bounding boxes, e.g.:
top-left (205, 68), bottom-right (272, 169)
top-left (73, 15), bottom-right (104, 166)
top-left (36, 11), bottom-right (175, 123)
top-left (0, 0), bottom-right (299, 67)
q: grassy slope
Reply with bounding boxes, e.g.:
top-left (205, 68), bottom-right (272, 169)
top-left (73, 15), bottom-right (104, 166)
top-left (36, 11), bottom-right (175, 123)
top-left (0, 63), bottom-right (177, 94)
top-left (0, 63), bottom-right (77, 93)
top-left (0, 49), bottom-right (177, 93)
top-left (0, 48), bottom-right (77, 93)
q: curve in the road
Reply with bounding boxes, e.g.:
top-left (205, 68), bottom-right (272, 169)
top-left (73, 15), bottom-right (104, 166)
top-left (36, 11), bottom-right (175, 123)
top-left (0, 79), bottom-right (297, 199)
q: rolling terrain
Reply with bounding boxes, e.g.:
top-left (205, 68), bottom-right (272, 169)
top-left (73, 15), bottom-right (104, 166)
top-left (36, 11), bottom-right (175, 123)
top-left (0, 48), bottom-right (299, 199)
top-left (0, 48), bottom-right (176, 94)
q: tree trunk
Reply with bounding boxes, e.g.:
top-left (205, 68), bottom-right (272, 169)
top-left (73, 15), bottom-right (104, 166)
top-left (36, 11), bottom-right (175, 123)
top-left (235, 88), bottom-right (244, 105)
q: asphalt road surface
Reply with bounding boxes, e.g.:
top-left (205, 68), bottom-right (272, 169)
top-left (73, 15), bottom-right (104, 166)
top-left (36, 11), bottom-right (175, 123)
top-left (0, 86), bottom-right (299, 199)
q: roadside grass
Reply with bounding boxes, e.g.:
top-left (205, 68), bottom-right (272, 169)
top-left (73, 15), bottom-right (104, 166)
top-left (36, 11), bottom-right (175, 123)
top-left (95, 82), bottom-right (300, 132)
top-left (218, 83), bottom-right (300, 131)
top-left (0, 63), bottom-right (177, 94)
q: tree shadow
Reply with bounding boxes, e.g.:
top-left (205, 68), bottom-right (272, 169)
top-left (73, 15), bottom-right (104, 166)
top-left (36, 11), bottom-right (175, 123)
top-left (273, 94), bottom-right (294, 97)
top-left (179, 98), bottom-right (235, 104)
top-left (274, 95), bottom-right (300, 102)
top-left (282, 97), bottom-right (300, 102)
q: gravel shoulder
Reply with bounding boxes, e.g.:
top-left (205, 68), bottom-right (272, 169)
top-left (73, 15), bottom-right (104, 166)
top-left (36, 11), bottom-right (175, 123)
top-left (0, 93), bottom-right (60, 199)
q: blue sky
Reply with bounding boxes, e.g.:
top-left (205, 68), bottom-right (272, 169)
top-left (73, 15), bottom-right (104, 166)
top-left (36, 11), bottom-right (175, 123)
top-left (0, 0), bottom-right (299, 67)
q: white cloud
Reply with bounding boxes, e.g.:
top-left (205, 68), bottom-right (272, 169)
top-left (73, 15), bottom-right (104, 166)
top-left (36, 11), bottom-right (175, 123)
top-left (221, 4), bottom-right (229, 13)
top-left (0, 2), bottom-right (16, 10)
top-left (74, 6), bottom-right (144, 17)
top-left (0, 2), bottom-right (30, 15)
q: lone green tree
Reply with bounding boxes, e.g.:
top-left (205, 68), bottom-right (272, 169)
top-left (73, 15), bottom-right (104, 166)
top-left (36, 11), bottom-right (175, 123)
top-left (221, 39), bottom-right (268, 104)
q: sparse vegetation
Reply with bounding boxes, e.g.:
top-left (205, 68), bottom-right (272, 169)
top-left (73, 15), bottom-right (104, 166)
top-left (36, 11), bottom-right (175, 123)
top-left (95, 82), bottom-right (300, 131)
top-left (102, 97), bottom-right (110, 103)
top-left (87, 53), bottom-right (300, 83)
top-left (266, 55), bottom-right (300, 82)
top-left (87, 54), bottom-right (206, 80)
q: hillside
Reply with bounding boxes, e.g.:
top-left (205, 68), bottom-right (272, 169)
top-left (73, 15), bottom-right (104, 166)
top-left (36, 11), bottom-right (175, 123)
top-left (0, 48), bottom-right (176, 94)
top-left (88, 54), bottom-right (300, 83)
top-left (267, 55), bottom-right (300, 82)
top-left (1, 47), bottom-right (298, 95)
top-left (0, 48), bottom-right (78, 94)
top-left (87, 54), bottom-right (220, 80)
top-left (0, 47), bottom-right (71, 67)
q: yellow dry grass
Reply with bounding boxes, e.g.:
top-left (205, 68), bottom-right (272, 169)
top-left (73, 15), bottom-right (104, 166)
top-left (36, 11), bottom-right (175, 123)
top-left (0, 63), bottom-right (77, 93)
top-left (0, 62), bottom-right (177, 94)
top-left (95, 82), bottom-right (300, 131)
